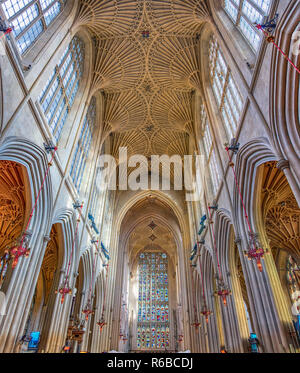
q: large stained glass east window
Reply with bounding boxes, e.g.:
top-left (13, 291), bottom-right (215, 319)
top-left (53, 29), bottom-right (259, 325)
top-left (137, 252), bottom-right (169, 350)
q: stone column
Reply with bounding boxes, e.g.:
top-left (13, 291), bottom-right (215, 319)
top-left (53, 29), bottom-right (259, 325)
top-left (235, 234), bottom-right (289, 353)
top-left (217, 270), bottom-right (244, 352)
top-left (45, 268), bottom-right (74, 352)
top-left (0, 230), bottom-right (49, 353)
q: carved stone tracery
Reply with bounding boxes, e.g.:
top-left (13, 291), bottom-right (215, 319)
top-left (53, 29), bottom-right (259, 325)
top-left (75, 0), bottom-right (210, 160)
top-left (262, 162), bottom-right (300, 260)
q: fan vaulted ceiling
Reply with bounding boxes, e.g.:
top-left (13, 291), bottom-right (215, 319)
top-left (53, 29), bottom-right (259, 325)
top-left (75, 0), bottom-right (210, 158)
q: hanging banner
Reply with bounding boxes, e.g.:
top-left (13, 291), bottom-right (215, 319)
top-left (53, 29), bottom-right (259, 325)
top-left (101, 242), bottom-right (110, 260)
top-left (190, 244), bottom-right (197, 261)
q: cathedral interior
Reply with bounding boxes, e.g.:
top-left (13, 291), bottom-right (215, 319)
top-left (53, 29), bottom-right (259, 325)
top-left (0, 0), bottom-right (299, 354)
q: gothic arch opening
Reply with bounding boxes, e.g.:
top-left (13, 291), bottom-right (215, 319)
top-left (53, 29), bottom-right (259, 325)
top-left (0, 160), bottom-right (30, 306)
top-left (113, 194), bottom-right (187, 352)
top-left (257, 161), bottom-right (300, 350)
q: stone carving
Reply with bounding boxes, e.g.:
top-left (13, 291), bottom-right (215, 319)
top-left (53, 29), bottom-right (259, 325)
top-left (0, 161), bottom-right (26, 256)
top-left (262, 162), bottom-right (300, 260)
top-left (41, 226), bottom-right (59, 304)
top-left (74, 0), bottom-right (210, 160)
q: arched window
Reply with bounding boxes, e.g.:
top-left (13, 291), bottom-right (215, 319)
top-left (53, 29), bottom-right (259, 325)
top-left (137, 252), bottom-right (169, 350)
top-left (39, 36), bottom-right (84, 142)
top-left (2, 0), bottom-right (65, 54)
top-left (70, 97), bottom-right (96, 193)
top-left (89, 181), bottom-right (100, 223)
top-left (88, 167), bottom-right (101, 229)
top-left (224, 0), bottom-right (271, 52)
top-left (209, 36), bottom-right (243, 140)
top-left (201, 103), bottom-right (221, 196)
top-left (101, 189), bottom-right (113, 247)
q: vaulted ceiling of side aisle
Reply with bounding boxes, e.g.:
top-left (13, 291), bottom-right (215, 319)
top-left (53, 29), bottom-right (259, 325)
top-left (75, 0), bottom-right (210, 161)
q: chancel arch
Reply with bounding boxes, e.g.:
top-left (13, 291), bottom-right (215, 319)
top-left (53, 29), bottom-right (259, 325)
top-left (109, 191), bottom-right (190, 352)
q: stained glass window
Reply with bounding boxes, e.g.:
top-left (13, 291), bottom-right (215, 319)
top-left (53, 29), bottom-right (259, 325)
top-left (286, 255), bottom-right (300, 299)
top-left (39, 36), bottom-right (84, 142)
top-left (137, 252), bottom-right (169, 350)
top-left (224, 0), bottom-right (271, 52)
top-left (2, 0), bottom-right (65, 54)
top-left (70, 97), bottom-right (96, 193)
top-left (209, 36), bottom-right (243, 140)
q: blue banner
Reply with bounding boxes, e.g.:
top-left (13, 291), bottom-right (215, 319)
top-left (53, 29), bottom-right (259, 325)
top-left (101, 241), bottom-right (110, 260)
top-left (88, 213), bottom-right (100, 234)
top-left (190, 243), bottom-right (197, 261)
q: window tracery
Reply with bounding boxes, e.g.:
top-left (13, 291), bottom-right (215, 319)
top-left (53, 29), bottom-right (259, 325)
top-left (200, 102), bottom-right (221, 196)
top-left (224, 0), bottom-right (271, 52)
top-left (70, 97), bottom-right (96, 193)
top-left (2, 0), bottom-right (65, 54)
top-left (39, 36), bottom-right (84, 142)
top-left (137, 252), bottom-right (169, 350)
top-left (209, 36), bottom-right (243, 140)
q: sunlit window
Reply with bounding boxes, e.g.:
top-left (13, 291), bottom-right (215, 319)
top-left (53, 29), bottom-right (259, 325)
top-left (224, 0), bottom-right (271, 52)
top-left (89, 177), bottom-right (100, 224)
top-left (200, 102), bottom-right (221, 196)
top-left (2, 0), bottom-right (65, 54)
top-left (39, 36), bottom-right (84, 142)
top-left (70, 97), bottom-right (96, 193)
top-left (137, 252), bottom-right (169, 350)
top-left (209, 36), bottom-right (243, 140)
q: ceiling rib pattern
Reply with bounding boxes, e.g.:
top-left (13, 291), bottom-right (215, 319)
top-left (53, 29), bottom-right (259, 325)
top-left (151, 90), bottom-right (194, 133)
top-left (103, 90), bottom-right (147, 137)
top-left (91, 37), bottom-right (145, 92)
top-left (146, 0), bottom-right (209, 36)
top-left (75, 0), bottom-right (210, 158)
top-left (149, 37), bottom-right (201, 90)
top-left (77, 0), bottom-right (143, 38)
top-left (111, 130), bottom-right (150, 159)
